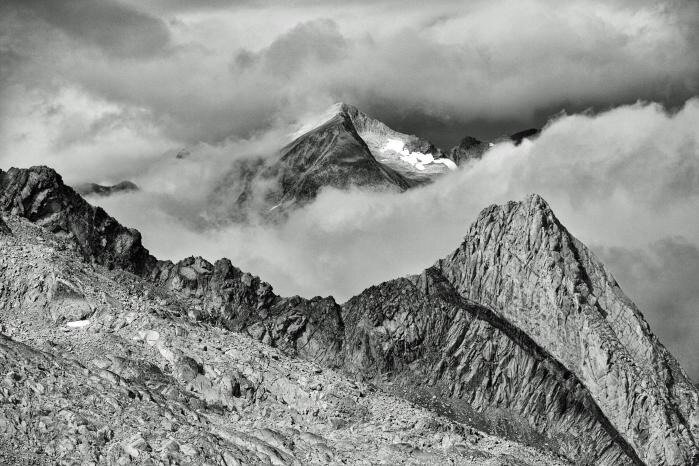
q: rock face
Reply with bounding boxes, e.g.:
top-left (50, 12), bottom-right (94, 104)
top-left (435, 195), bottom-right (698, 464)
top-left (341, 269), bottom-right (644, 464)
top-left (0, 167), bottom-right (155, 274)
top-left (1, 165), bottom-right (698, 465)
top-left (74, 180), bottom-right (139, 197)
top-left (510, 128), bottom-right (540, 145)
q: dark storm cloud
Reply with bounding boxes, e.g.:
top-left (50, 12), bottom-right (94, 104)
top-left (4, 0), bottom-right (171, 59)
top-left (3, 0), bottom-right (698, 146)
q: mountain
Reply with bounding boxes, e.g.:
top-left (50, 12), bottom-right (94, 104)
top-left (0, 166), bottom-right (154, 274)
top-left (208, 104), bottom-right (543, 223)
top-left (509, 128), bottom-right (540, 145)
top-left (1, 215), bottom-right (563, 465)
top-left (1, 166), bottom-right (697, 464)
top-left (209, 103), bottom-right (457, 222)
top-left (74, 180), bottom-right (139, 197)
top-left (447, 136), bottom-right (492, 165)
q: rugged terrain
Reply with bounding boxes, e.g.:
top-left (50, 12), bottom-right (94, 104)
top-left (1, 165), bottom-right (697, 465)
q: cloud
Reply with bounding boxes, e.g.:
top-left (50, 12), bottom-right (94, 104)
top-left (3, 0), bottom-right (171, 59)
top-left (80, 99), bottom-right (699, 379)
top-left (2, 0), bottom-right (698, 148)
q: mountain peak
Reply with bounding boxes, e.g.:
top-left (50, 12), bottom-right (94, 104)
top-left (0, 166), bottom-right (155, 274)
top-left (438, 193), bottom-right (699, 464)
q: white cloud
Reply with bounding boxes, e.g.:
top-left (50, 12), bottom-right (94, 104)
top-left (85, 99), bottom-right (699, 378)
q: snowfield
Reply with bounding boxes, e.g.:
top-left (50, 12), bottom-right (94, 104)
top-left (382, 138), bottom-right (456, 171)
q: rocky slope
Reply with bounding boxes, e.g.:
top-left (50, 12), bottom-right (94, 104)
top-left (0, 167), bottom-right (154, 274)
top-left (1, 165), bottom-right (697, 465)
top-left (435, 195), bottom-right (698, 464)
top-left (340, 270), bottom-right (640, 464)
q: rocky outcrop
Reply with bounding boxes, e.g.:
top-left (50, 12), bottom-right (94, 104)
top-left (0, 215), bottom-right (566, 465)
top-left (150, 256), bottom-right (345, 366)
top-left (435, 195), bottom-right (698, 465)
top-left (510, 128), bottom-right (540, 145)
top-left (0, 167), bottom-right (155, 274)
top-left (209, 105), bottom-right (413, 222)
top-left (447, 136), bottom-right (490, 164)
top-left (74, 180), bottom-right (139, 197)
top-left (341, 269), bottom-right (641, 464)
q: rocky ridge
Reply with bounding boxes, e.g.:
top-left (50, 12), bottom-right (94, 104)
top-left (0, 215), bottom-right (562, 465)
top-left (1, 165), bottom-right (697, 464)
top-left (0, 167), bottom-right (154, 274)
top-left (74, 181), bottom-right (139, 197)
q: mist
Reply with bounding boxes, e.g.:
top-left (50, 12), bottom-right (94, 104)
top-left (78, 99), bottom-right (699, 379)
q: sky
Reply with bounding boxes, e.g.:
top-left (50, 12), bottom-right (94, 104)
top-left (0, 0), bottom-right (698, 379)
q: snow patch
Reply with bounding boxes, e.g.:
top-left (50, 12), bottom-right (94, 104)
top-left (381, 138), bottom-right (456, 171)
top-left (433, 158), bottom-right (457, 170)
top-left (66, 320), bottom-right (90, 329)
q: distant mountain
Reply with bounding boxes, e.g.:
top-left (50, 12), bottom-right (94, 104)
top-left (447, 136), bottom-right (492, 164)
top-left (209, 103), bottom-right (457, 222)
top-left (1, 165), bottom-right (696, 464)
top-left (509, 128), bottom-right (540, 145)
top-left (74, 180), bottom-right (139, 197)
top-left (209, 104), bottom-right (543, 222)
